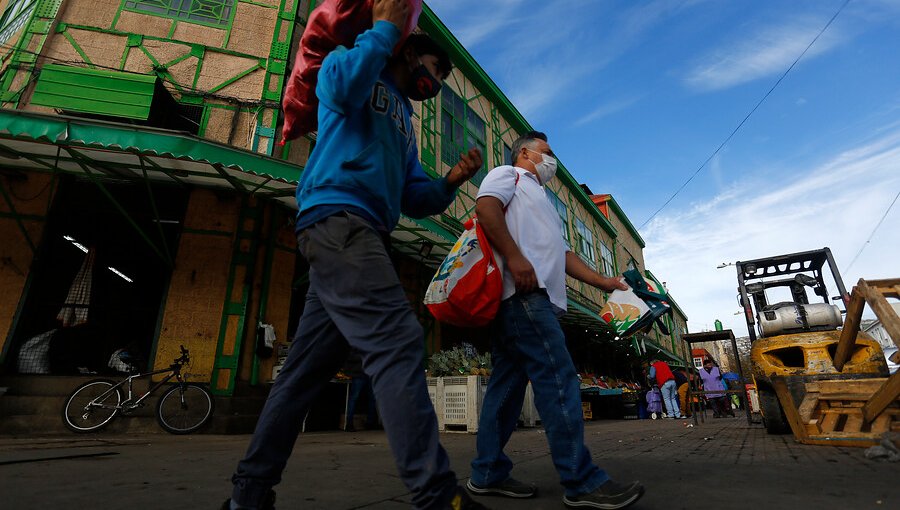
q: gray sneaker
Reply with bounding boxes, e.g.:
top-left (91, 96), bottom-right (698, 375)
top-left (563, 480), bottom-right (644, 509)
top-left (466, 477), bottom-right (538, 498)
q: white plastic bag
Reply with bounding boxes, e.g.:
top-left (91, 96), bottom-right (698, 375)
top-left (17, 329), bottom-right (56, 374)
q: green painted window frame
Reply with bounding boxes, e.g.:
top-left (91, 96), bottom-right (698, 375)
top-left (440, 87), bottom-right (487, 185)
top-left (503, 142), bottom-right (512, 166)
top-left (0, 0), bottom-right (35, 45)
top-left (574, 217), bottom-right (596, 268)
top-left (120, 0), bottom-right (237, 29)
top-left (545, 188), bottom-right (571, 247)
top-left (599, 240), bottom-right (614, 276)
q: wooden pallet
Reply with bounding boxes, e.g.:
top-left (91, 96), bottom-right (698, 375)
top-left (775, 379), bottom-right (899, 447)
top-left (775, 278), bottom-right (900, 447)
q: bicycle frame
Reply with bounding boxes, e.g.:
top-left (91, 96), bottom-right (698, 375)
top-left (86, 364), bottom-right (187, 412)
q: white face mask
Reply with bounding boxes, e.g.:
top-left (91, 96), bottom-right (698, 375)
top-left (526, 148), bottom-right (558, 184)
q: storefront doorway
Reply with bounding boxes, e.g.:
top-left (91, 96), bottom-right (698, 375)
top-left (10, 177), bottom-right (187, 375)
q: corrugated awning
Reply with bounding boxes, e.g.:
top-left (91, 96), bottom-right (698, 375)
top-left (643, 338), bottom-right (685, 366)
top-left (31, 64), bottom-right (158, 120)
top-left (0, 108), bottom-right (301, 208)
top-left (0, 109), bottom-right (471, 266)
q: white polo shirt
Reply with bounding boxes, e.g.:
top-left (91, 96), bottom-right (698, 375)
top-left (477, 165), bottom-right (568, 312)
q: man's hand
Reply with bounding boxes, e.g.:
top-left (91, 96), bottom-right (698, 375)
top-left (597, 275), bottom-right (629, 292)
top-left (446, 148), bottom-right (483, 188)
top-left (373, 0), bottom-right (409, 30)
top-left (508, 254), bottom-right (538, 293)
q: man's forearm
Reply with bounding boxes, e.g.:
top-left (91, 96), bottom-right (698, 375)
top-left (475, 198), bottom-right (523, 262)
top-left (565, 251), bottom-right (603, 286)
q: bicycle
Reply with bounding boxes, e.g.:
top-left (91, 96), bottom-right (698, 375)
top-left (62, 346), bottom-right (215, 434)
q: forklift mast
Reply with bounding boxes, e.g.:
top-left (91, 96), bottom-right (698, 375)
top-left (735, 248), bottom-right (849, 343)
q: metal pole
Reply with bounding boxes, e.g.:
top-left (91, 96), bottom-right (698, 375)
top-left (729, 331), bottom-right (753, 425)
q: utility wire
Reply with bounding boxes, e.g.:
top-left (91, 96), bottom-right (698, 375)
top-left (638, 0), bottom-right (852, 231)
top-left (843, 189), bottom-right (900, 273)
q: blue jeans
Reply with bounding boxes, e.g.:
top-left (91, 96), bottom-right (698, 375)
top-left (231, 213), bottom-right (456, 509)
top-left (347, 375), bottom-right (377, 429)
top-left (660, 379), bottom-right (680, 418)
top-left (470, 290), bottom-right (609, 498)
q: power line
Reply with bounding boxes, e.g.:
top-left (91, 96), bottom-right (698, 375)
top-left (843, 189), bottom-right (900, 273)
top-left (638, 0), bottom-right (853, 231)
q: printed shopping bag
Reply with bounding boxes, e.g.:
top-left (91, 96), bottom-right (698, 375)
top-left (424, 218), bottom-right (502, 327)
top-left (623, 269), bottom-right (673, 336)
top-left (599, 269), bottom-right (673, 337)
top-left (599, 287), bottom-right (651, 336)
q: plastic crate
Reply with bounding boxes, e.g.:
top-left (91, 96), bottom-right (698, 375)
top-left (426, 377), bottom-right (444, 429)
top-left (441, 375), bottom-right (489, 433)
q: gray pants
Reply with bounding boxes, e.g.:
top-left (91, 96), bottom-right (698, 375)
top-left (231, 212), bottom-right (457, 509)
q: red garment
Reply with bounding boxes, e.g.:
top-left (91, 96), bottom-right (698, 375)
top-left (281, 0), bottom-right (423, 141)
top-left (652, 361), bottom-right (674, 385)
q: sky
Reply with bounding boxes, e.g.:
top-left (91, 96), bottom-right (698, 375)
top-left (428, 0), bottom-right (900, 334)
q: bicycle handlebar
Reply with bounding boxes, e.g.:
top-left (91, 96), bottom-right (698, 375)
top-left (172, 345), bottom-right (190, 367)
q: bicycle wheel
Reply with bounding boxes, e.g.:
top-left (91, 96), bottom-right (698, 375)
top-left (62, 379), bottom-right (122, 433)
top-left (156, 383), bottom-right (214, 434)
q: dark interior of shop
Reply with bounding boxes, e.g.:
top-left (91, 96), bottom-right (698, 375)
top-left (10, 177), bottom-right (187, 375)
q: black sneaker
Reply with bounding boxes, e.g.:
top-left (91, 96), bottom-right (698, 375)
top-left (220, 490), bottom-right (276, 510)
top-left (466, 477), bottom-right (537, 498)
top-left (445, 486), bottom-right (491, 510)
top-left (563, 480), bottom-right (644, 509)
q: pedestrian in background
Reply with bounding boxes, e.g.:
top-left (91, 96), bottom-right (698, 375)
top-left (465, 130), bottom-right (644, 510)
top-left (224, 0), bottom-right (486, 508)
top-left (343, 349), bottom-right (377, 432)
top-left (673, 367), bottom-right (691, 417)
top-left (650, 359), bottom-right (684, 419)
top-left (699, 358), bottom-right (731, 418)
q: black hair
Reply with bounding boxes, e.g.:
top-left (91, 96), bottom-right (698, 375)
top-left (402, 33), bottom-right (453, 77)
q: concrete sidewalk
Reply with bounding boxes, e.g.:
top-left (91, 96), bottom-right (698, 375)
top-left (2, 417), bottom-right (897, 509)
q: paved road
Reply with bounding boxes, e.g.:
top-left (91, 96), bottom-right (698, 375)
top-left (2, 417), bottom-right (897, 509)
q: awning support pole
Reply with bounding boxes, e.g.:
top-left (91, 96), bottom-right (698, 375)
top-left (64, 147), bottom-right (172, 268)
top-left (139, 157), bottom-right (173, 264)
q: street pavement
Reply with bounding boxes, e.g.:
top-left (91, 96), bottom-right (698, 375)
top-left (1, 416), bottom-right (897, 509)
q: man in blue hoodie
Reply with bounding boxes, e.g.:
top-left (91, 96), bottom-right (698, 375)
top-left (225, 1), bottom-right (485, 509)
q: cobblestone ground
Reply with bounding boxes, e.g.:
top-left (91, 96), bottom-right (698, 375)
top-left (1, 416), bottom-right (897, 509)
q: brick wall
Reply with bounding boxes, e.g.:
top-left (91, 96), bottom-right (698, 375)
top-left (154, 189), bottom-right (238, 381)
top-left (0, 173), bottom-right (56, 360)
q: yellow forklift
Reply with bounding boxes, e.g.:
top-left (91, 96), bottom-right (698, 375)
top-left (734, 248), bottom-right (889, 434)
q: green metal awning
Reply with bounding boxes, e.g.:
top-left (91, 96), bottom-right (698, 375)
top-left (0, 109), bottom-right (473, 266)
top-left (0, 108), bottom-right (301, 208)
top-left (391, 215), bottom-right (459, 267)
top-left (31, 64), bottom-right (157, 120)
top-left (641, 338), bottom-right (684, 366)
top-left (563, 295), bottom-right (609, 331)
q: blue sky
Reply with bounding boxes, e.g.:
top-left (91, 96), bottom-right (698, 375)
top-left (429, 0), bottom-right (900, 334)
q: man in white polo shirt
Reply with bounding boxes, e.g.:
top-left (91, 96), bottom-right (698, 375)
top-left (465, 131), bottom-right (645, 510)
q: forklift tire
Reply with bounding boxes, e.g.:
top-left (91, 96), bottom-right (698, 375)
top-left (758, 389), bottom-right (790, 434)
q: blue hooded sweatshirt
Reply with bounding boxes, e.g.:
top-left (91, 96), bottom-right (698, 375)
top-left (295, 21), bottom-right (456, 232)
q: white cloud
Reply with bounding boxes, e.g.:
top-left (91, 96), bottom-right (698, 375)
top-left (434, 0), bottom-right (695, 121)
top-left (683, 17), bottom-right (845, 92)
top-left (574, 95), bottom-right (642, 126)
top-left (642, 127), bottom-right (900, 334)
top-left (435, 0), bottom-right (528, 48)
